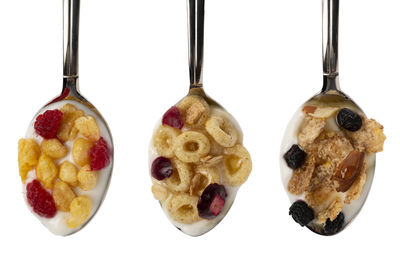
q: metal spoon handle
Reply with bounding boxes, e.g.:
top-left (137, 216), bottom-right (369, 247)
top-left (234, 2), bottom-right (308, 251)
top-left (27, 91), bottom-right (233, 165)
top-left (187, 0), bottom-right (205, 88)
top-left (63, 0), bottom-right (80, 78)
top-left (322, 0), bottom-right (339, 77)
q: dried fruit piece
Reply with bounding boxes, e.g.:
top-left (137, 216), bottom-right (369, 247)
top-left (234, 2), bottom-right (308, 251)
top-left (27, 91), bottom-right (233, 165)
top-left (18, 138), bottom-right (40, 183)
top-left (40, 139), bottom-right (68, 159)
top-left (77, 164), bottom-right (99, 191)
top-left (72, 138), bottom-right (93, 167)
top-left (289, 200), bottom-right (314, 227)
top-left (166, 193), bottom-right (200, 224)
top-left (151, 157), bottom-right (173, 181)
top-left (36, 154), bottom-right (58, 189)
top-left (346, 118), bottom-right (386, 153)
top-left (222, 144), bottom-right (252, 186)
top-left (26, 180), bottom-right (57, 218)
top-left (151, 183), bottom-right (169, 201)
top-left (322, 212), bottom-right (344, 235)
top-left (173, 131), bottom-right (211, 163)
top-left (165, 159), bottom-right (192, 192)
top-left (74, 116), bottom-right (100, 142)
top-left (199, 155), bottom-right (224, 166)
top-left (89, 137), bottom-right (110, 171)
top-left (177, 96), bottom-right (210, 127)
top-left (58, 104), bottom-right (84, 142)
top-left (153, 125), bottom-right (181, 158)
top-left (162, 106), bottom-right (184, 129)
top-left (59, 161), bottom-right (78, 186)
top-left (53, 180), bottom-right (76, 212)
top-left (298, 116), bottom-right (326, 149)
top-left (66, 196), bottom-right (92, 228)
top-left (205, 115), bottom-right (238, 147)
top-left (332, 150), bottom-right (365, 192)
top-left (283, 144), bottom-right (306, 170)
top-left (288, 154), bottom-right (315, 195)
top-left (34, 109), bottom-right (63, 139)
top-left (197, 183), bottom-right (227, 219)
top-left (337, 108), bottom-right (362, 132)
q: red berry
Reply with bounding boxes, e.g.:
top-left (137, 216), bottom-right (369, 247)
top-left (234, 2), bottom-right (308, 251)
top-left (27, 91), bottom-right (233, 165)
top-left (89, 137), bottom-right (110, 171)
top-left (34, 109), bottom-right (63, 139)
top-left (162, 106), bottom-right (183, 129)
top-left (210, 194), bottom-right (225, 216)
top-left (151, 157), bottom-right (173, 180)
top-left (197, 184), bottom-right (227, 219)
top-left (26, 180), bottom-right (57, 218)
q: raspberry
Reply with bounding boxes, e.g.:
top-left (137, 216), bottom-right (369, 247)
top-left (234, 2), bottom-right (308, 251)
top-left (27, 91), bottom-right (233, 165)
top-left (89, 137), bottom-right (110, 171)
top-left (162, 106), bottom-right (184, 129)
top-left (26, 180), bottom-right (57, 218)
top-left (197, 183), bottom-right (227, 219)
top-left (34, 109), bottom-right (63, 139)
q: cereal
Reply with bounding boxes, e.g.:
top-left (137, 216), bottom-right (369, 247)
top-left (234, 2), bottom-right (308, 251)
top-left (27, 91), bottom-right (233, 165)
top-left (164, 159), bottom-right (192, 192)
top-left (288, 154), bottom-right (316, 195)
top-left (18, 138), bottom-right (40, 183)
top-left (222, 144), bottom-right (252, 186)
top-left (59, 161), bottom-right (78, 186)
top-left (177, 95), bottom-right (210, 127)
top-left (317, 197), bottom-right (343, 223)
top-left (166, 193), bottom-right (200, 224)
top-left (173, 131), bottom-right (210, 163)
top-left (53, 180), bottom-right (76, 212)
top-left (58, 103), bottom-right (84, 142)
top-left (72, 138), bottom-right (93, 166)
top-left (190, 165), bottom-right (220, 196)
top-left (41, 139), bottom-right (68, 159)
top-left (298, 116), bottom-right (326, 149)
top-left (66, 196), bottom-right (92, 228)
top-left (74, 116), bottom-right (100, 142)
top-left (205, 115), bottom-right (238, 147)
top-left (346, 118), bottom-right (386, 153)
top-left (153, 125), bottom-right (180, 158)
top-left (344, 161), bottom-right (367, 204)
top-left (303, 105), bottom-right (339, 119)
top-left (151, 183), bottom-right (169, 201)
top-left (36, 154), bottom-right (58, 189)
top-left (77, 164), bottom-right (98, 191)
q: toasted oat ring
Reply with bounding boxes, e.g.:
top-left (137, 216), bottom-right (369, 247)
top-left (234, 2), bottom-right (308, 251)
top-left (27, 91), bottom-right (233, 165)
top-left (166, 193), bottom-right (201, 224)
top-left (205, 115), bottom-right (238, 147)
top-left (173, 131), bottom-right (210, 163)
top-left (153, 125), bottom-right (181, 158)
top-left (165, 159), bottom-right (192, 192)
top-left (177, 95), bottom-right (210, 127)
top-left (190, 165), bottom-right (221, 196)
top-left (223, 144), bottom-right (252, 186)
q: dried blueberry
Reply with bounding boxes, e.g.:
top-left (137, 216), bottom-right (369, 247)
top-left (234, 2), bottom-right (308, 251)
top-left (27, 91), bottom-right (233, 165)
top-left (336, 108), bottom-right (362, 132)
top-left (289, 200), bottom-right (314, 227)
top-left (151, 157), bottom-right (173, 180)
top-left (284, 144), bottom-right (306, 169)
top-left (322, 212), bottom-right (344, 235)
top-left (197, 184), bottom-right (227, 219)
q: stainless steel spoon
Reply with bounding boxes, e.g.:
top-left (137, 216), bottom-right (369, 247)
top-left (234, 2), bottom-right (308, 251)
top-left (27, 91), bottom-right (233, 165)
top-left (22, 0), bottom-right (114, 236)
top-left (280, 0), bottom-right (377, 235)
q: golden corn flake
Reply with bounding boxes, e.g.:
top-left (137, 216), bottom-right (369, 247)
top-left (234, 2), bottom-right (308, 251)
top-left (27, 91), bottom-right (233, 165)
top-left (66, 196), bottom-right (92, 228)
top-left (41, 139), bottom-right (68, 159)
top-left (58, 104), bottom-right (84, 142)
top-left (72, 138), bottom-right (93, 167)
top-left (36, 154), bottom-right (58, 189)
top-left (77, 164), bottom-right (98, 191)
top-left (18, 138), bottom-right (40, 183)
top-left (59, 161), bottom-right (78, 186)
top-left (53, 180), bottom-right (76, 212)
top-left (74, 116), bottom-right (100, 142)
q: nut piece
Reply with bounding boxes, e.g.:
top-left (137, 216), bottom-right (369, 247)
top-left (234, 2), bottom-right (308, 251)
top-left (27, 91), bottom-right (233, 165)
top-left (298, 116), bottom-right (326, 149)
top-left (18, 138), bottom-right (41, 183)
top-left (344, 160), bottom-right (367, 204)
top-left (166, 193), bottom-right (201, 224)
top-left (36, 154), bottom-right (58, 189)
top-left (72, 138), bottom-right (93, 167)
top-left (58, 104), bottom-right (84, 142)
top-left (77, 164), bottom-right (99, 191)
top-left (332, 150), bottom-right (365, 193)
top-left (173, 131), bottom-right (211, 163)
top-left (205, 115), bottom-right (238, 147)
top-left (177, 95), bottom-right (210, 127)
top-left (303, 105), bottom-right (339, 119)
top-left (151, 183), bottom-right (169, 201)
top-left (41, 139), bottom-right (68, 159)
top-left (59, 161), bottom-right (78, 186)
top-left (53, 180), bottom-right (76, 212)
top-left (74, 116), bottom-right (100, 142)
top-left (346, 118), bottom-right (386, 153)
top-left (288, 154), bottom-right (316, 195)
top-left (66, 196), bottom-right (92, 228)
top-left (222, 144), bottom-right (252, 186)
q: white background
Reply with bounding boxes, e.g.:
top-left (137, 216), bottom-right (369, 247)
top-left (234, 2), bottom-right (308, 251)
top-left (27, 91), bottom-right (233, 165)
top-left (0, 0), bottom-right (399, 266)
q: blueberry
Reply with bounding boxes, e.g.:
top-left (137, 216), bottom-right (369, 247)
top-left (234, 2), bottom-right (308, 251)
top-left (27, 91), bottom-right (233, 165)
top-left (322, 212), bottom-right (345, 235)
top-left (197, 184), bottom-right (227, 219)
top-left (289, 200), bottom-right (314, 227)
top-left (151, 157), bottom-right (173, 180)
top-left (336, 108), bottom-right (362, 132)
top-left (284, 145), bottom-right (306, 169)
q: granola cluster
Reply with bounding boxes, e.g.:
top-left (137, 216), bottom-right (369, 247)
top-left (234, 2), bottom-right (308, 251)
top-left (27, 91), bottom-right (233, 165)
top-left (18, 103), bottom-right (111, 229)
top-left (151, 95), bottom-right (252, 225)
top-left (285, 105), bottom-right (385, 226)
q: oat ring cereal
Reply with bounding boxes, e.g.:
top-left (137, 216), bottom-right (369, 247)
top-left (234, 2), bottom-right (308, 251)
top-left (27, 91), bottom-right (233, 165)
top-left (173, 131), bottom-right (211, 163)
top-left (153, 125), bottom-right (181, 158)
top-left (206, 115), bottom-right (238, 148)
top-left (190, 165), bottom-right (220, 196)
top-left (165, 159), bottom-right (192, 192)
top-left (223, 144), bottom-right (252, 186)
top-left (166, 193), bottom-right (200, 224)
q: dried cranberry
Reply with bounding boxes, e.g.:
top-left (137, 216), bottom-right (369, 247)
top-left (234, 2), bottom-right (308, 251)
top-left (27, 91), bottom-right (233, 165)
top-left (289, 200), bottom-right (314, 227)
top-left (34, 109), bottom-right (63, 139)
top-left (284, 144), bottom-right (306, 169)
top-left (162, 106), bottom-right (183, 129)
top-left (89, 137), bottom-right (110, 171)
top-left (197, 184), bottom-right (227, 219)
top-left (26, 180), bottom-right (57, 218)
top-left (151, 157), bottom-right (173, 180)
top-left (336, 108), bottom-right (362, 132)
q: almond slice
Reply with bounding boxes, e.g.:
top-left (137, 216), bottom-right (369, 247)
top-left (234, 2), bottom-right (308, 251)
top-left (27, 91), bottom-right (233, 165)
top-left (332, 150), bottom-right (365, 192)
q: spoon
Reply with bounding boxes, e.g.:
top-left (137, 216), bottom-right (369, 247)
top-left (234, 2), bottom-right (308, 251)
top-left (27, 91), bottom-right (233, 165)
top-left (149, 0), bottom-right (252, 236)
top-left (18, 0), bottom-right (113, 236)
top-left (280, 0), bottom-right (385, 235)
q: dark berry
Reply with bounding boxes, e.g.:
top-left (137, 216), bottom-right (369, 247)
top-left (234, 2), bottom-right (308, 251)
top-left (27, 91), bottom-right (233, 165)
top-left (26, 180), bottom-right (57, 218)
top-left (336, 108), bottom-right (362, 132)
top-left (34, 109), bottom-right (63, 139)
top-left (89, 137), bottom-right (110, 171)
top-left (197, 184), bottom-right (227, 219)
top-left (151, 157), bottom-right (173, 180)
top-left (289, 200), bottom-right (314, 227)
top-left (284, 144), bottom-right (306, 169)
top-left (162, 106), bottom-right (183, 129)
top-left (322, 212), bottom-right (345, 235)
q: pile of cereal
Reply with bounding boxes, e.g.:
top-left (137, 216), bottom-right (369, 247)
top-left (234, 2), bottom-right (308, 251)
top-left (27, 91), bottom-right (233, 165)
top-left (284, 104), bottom-right (385, 235)
top-left (150, 95), bottom-right (252, 230)
top-left (18, 103), bottom-right (110, 230)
